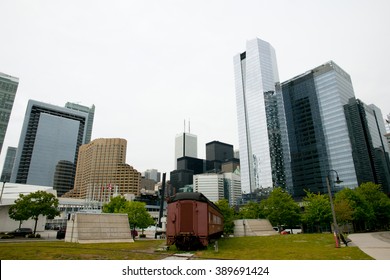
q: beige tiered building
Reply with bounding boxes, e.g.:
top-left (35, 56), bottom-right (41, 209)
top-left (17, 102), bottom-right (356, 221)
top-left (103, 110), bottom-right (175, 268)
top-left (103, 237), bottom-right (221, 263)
top-left (64, 138), bottom-right (141, 201)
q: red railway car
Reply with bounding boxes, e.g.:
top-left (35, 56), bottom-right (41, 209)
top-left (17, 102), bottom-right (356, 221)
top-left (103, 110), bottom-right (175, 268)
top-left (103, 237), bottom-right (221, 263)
top-left (166, 192), bottom-right (224, 250)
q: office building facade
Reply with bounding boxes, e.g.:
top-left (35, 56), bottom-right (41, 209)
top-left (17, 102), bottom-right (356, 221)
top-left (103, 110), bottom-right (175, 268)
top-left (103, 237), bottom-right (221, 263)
top-left (0, 72), bottom-right (19, 154)
top-left (234, 38), bottom-right (285, 193)
top-left (281, 61), bottom-right (358, 197)
top-left (386, 114), bottom-right (390, 151)
top-left (193, 172), bottom-right (241, 206)
top-left (65, 102), bottom-right (95, 143)
top-left (64, 138), bottom-right (141, 201)
top-left (143, 169), bottom-right (161, 183)
top-left (206, 141), bottom-right (234, 172)
top-left (0, 146), bottom-right (17, 182)
top-left (174, 132), bottom-right (197, 169)
top-left (194, 173), bottom-right (225, 203)
top-left (11, 100), bottom-right (88, 187)
top-left (344, 99), bottom-right (390, 194)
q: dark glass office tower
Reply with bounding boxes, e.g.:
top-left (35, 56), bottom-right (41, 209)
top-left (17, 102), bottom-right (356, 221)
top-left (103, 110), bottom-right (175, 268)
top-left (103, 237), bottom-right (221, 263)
top-left (0, 146), bottom-right (16, 182)
top-left (206, 141), bottom-right (234, 172)
top-left (281, 61), bottom-right (358, 198)
top-left (344, 98), bottom-right (390, 194)
top-left (53, 160), bottom-right (75, 196)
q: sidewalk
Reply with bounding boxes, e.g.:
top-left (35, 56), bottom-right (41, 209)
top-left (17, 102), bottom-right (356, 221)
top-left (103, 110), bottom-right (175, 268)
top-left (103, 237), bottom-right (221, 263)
top-left (348, 231), bottom-right (390, 260)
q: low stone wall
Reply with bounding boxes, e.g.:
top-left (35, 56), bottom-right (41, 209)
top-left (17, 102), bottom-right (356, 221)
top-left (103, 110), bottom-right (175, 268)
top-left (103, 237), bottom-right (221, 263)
top-left (65, 213), bottom-right (133, 243)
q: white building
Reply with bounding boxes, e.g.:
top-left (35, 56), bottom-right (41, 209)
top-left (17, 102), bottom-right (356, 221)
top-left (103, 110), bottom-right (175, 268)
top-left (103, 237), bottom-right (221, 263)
top-left (0, 183), bottom-right (56, 232)
top-left (193, 171), bottom-right (241, 206)
top-left (174, 132), bottom-right (197, 168)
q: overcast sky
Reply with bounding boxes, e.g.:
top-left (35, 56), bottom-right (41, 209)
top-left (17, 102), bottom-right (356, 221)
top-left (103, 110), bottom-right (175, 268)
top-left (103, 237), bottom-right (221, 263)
top-left (1, 0), bottom-right (389, 178)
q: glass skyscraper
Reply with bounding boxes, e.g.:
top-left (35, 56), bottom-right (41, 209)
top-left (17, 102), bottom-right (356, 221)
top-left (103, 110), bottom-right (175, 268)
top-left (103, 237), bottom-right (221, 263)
top-left (344, 99), bottom-right (390, 194)
top-left (0, 72), bottom-right (19, 154)
top-left (0, 146), bottom-right (16, 182)
top-left (234, 38), bottom-right (285, 193)
top-left (281, 61), bottom-right (358, 197)
top-left (65, 102), bottom-right (95, 144)
top-left (10, 100), bottom-right (88, 187)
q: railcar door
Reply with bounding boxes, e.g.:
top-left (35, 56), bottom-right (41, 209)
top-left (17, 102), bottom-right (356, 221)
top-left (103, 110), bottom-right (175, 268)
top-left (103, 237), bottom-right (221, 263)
top-left (179, 201), bottom-right (194, 234)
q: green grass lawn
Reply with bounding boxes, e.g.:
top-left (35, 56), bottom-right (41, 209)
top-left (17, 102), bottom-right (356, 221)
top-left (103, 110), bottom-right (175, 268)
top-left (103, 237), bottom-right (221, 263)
top-left (195, 234), bottom-right (373, 260)
top-left (0, 240), bottom-right (167, 260)
top-left (0, 234), bottom-right (373, 260)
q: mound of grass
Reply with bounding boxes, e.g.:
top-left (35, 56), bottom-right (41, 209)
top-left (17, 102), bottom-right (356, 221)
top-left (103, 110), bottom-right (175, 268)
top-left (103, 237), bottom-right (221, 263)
top-left (195, 234), bottom-right (373, 260)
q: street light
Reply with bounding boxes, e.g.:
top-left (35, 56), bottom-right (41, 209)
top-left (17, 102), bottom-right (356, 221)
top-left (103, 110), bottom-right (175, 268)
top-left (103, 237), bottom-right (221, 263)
top-left (326, 169), bottom-right (343, 248)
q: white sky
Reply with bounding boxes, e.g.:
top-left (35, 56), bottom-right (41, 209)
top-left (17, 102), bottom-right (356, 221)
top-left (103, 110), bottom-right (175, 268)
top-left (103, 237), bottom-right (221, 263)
top-left (1, 0), bottom-right (389, 178)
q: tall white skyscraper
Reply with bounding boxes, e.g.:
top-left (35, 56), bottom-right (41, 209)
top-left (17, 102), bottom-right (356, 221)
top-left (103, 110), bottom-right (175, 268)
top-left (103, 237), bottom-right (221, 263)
top-left (234, 38), bottom-right (284, 193)
top-left (174, 132), bottom-right (197, 169)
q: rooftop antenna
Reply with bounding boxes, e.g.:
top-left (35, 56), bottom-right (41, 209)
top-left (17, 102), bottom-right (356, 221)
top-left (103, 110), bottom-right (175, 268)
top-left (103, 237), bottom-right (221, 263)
top-left (184, 119), bottom-right (186, 133)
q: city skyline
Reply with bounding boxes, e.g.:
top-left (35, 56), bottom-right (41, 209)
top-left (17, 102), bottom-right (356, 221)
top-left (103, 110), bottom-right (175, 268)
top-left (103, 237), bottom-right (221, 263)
top-left (1, 1), bottom-right (389, 178)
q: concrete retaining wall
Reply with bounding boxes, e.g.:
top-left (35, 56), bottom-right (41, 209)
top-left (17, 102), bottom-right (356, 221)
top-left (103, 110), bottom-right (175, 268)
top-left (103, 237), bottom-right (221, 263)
top-left (234, 219), bottom-right (278, 237)
top-left (65, 213), bottom-right (133, 243)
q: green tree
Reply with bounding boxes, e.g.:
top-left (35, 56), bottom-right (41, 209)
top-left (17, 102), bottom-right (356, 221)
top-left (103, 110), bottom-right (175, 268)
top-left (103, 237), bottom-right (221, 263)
top-left (102, 195), bottom-right (127, 213)
top-left (215, 199), bottom-right (235, 235)
top-left (334, 199), bottom-right (354, 226)
top-left (103, 197), bottom-right (154, 236)
top-left (334, 182), bottom-right (390, 231)
top-left (334, 188), bottom-right (357, 231)
top-left (238, 201), bottom-right (261, 219)
top-left (124, 201), bottom-right (155, 235)
top-left (260, 187), bottom-right (301, 231)
top-left (9, 191), bottom-right (60, 234)
top-left (334, 187), bottom-right (372, 232)
top-left (355, 182), bottom-right (390, 230)
top-left (302, 192), bottom-right (332, 232)
top-left (8, 195), bottom-right (31, 229)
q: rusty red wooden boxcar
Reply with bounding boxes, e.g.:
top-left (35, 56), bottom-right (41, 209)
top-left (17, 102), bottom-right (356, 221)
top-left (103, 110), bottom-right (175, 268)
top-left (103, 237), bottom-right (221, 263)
top-left (166, 192), bottom-right (224, 250)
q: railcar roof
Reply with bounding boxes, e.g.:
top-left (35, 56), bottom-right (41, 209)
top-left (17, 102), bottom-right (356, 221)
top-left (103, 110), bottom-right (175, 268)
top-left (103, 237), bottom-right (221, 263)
top-left (168, 192), bottom-right (209, 203)
top-left (168, 192), bottom-right (222, 214)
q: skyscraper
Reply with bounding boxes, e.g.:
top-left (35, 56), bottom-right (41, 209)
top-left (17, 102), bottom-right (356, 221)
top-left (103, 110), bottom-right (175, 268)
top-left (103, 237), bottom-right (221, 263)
top-left (65, 102), bottom-right (95, 143)
top-left (0, 146), bottom-right (17, 182)
top-left (10, 100), bottom-right (88, 187)
top-left (0, 72), bottom-right (19, 154)
top-left (143, 169), bottom-right (161, 183)
top-left (234, 38), bottom-right (285, 193)
top-left (344, 99), bottom-right (390, 194)
top-left (206, 140), bottom-right (234, 171)
top-left (64, 138), bottom-right (141, 201)
top-left (281, 61), bottom-right (358, 197)
top-left (174, 132), bottom-right (197, 169)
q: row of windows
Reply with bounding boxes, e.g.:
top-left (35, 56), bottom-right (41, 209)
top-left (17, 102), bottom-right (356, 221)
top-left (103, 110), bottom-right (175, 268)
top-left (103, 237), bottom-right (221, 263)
top-left (0, 81), bottom-right (18, 93)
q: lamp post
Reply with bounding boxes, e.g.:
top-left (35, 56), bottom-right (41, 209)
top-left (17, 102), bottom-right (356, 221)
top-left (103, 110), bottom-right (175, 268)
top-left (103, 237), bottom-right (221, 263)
top-left (326, 170), bottom-right (343, 248)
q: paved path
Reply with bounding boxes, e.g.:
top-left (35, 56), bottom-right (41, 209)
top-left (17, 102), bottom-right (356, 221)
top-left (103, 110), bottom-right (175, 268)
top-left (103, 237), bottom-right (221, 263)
top-left (348, 231), bottom-right (390, 260)
top-left (163, 253), bottom-right (194, 260)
